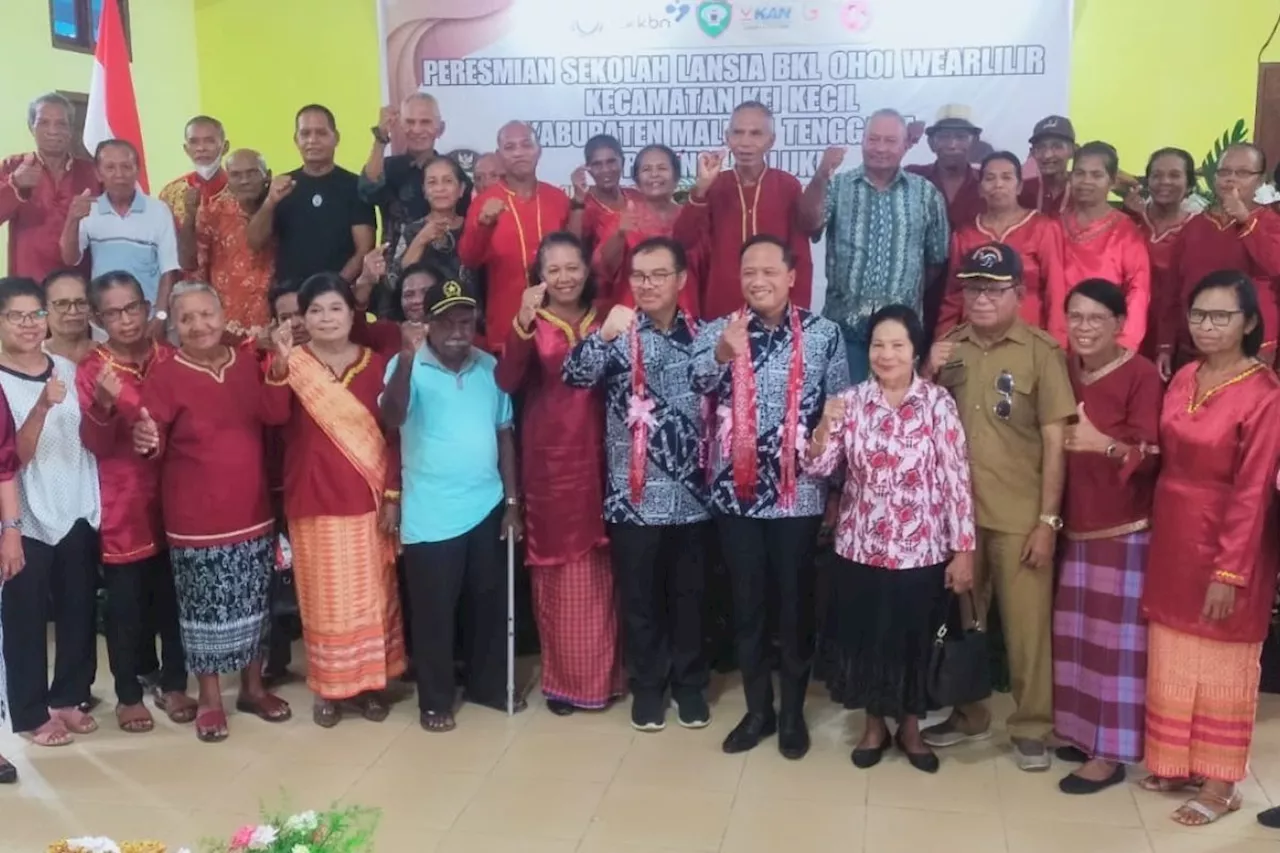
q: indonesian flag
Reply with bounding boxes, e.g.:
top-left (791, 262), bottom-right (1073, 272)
top-left (84, 0), bottom-right (148, 191)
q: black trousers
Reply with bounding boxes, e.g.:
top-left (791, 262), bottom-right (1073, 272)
top-left (716, 514), bottom-right (822, 717)
top-left (105, 552), bottom-right (187, 705)
top-left (609, 521), bottom-right (708, 698)
top-left (403, 503), bottom-right (507, 714)
top-left (2, 520), bottom-right (99, 732)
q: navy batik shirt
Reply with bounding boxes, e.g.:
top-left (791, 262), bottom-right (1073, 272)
top-left (563, 311), bottom-right (710, 526)
top-left (691, 306), bottom-right (850, 518)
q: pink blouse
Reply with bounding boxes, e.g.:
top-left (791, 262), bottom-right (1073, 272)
top-left (804, 376), bottom-right (976, 569)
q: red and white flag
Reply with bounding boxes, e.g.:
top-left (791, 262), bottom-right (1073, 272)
top-left (84, 0), bottom-right (148, 191)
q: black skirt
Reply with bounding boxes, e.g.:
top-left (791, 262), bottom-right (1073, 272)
top-left (820, 557), bottom-right (946, 719)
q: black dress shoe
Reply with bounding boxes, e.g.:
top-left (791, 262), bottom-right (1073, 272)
top-left (0, 759), bottom-right (17, 784)
top-left (722, 712), bottom-right (777, 754)
top-left (851, 737), bottom-right (890, 769)
top-left (1055, 745), bottom-right (1089, 763)
top-left (894, 732), bottom-right (940, 774)
top-left (546, 699), bottom-right (575, 717)
top-left (1058, 762), bottom-right (1126, 795)
top-left (1258, 806), bottom-right (1280, 829)
top-left (778, 715), bottom-right (810, 760)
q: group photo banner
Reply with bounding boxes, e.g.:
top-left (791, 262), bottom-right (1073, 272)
top-left (379, 0), bottom-right (1072, 307)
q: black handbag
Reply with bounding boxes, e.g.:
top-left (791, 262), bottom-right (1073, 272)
top-left (926, 592), bottom-right (992, 709)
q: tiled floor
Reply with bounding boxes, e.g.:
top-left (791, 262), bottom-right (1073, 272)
top-left (6, 647), bottom-right (1280, 852)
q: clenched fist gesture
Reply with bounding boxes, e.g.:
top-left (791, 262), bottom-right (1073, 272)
top-left (401, 321), bottom-right (426, 356)
top-left (478, 196), bottom-right (506, 226)
top-left (715, 313), bottom-right (750, 364)
top-left (818, 146), bottom-right (846, 179)
top-left (377, 105), bottom-right (398, 138)
top-left (133, 407), bottom-right (159, 456)
top-left (600, 304), bottom-right (636, 342)
top-left (94, 365), bottom-right (122, 409)
top-left (517, 283), bottom-right (548, 330)
top-left (809, 395), bottom-right (847, 456)
top-left (38, 375), bottom-right (67, 410)
top-left (267, 175), bottom-right (296, 206)
top-left (926, 340), bottom-right (955, 378)
top-left (570, 166), bottom-right (589, 202)
top-left (68, 189), bottom-right (94, 221)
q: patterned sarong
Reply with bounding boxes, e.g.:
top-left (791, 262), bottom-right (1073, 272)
top-left (171, 535), bottom-right (273, 674)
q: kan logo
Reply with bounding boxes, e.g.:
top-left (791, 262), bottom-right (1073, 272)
top-left (736, 4), bottom-right (795, 29)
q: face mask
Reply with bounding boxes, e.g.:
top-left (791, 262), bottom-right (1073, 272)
top-left (192, 160), bottom-right (221, 181)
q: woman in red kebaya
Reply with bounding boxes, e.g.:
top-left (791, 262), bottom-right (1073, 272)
top-left (134, 282), bottom-right (296, 743)
top-left (76, 272), bottom-right (195, 735)
top-left (569, 134), bottom-right (639, 261)
top-left (1052, 280), bottom-right (1162, 795)
top-left (1141, 271), bottom-right (1280, 826)
top-left (1061, 142), bottom-right (1151, 350)
top-left (496, 232), bottom-right (622, 714)
top-left (596, 145), bottom-right (702, 318)
top-left (1125, 148), bottom-right (1198, 365)
top-left (936, 151), bottom-right (1066, 344)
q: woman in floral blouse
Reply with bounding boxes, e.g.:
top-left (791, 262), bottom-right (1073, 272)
top-left (805, 304), bottom-right (976, 774)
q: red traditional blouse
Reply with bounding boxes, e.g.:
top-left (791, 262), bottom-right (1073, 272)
top-left (495, 308), bottom-right (608, 566)
top-left (1133, 207), bottom-right (1194, 360)
top-left (76, 342), bottom-right (173, 564)
top-left (581, 188), bottom-right (641, 266)
top-left (279, 347), bottom-right (400, 520)
top-left (1163, 208), bottom-right (1280, 358)
top-left (938, 211), bottom-right (1067, 344)
top-left (1143, 362), bottom-right (1280, 643)
top-left (1061, 210), bottom-right (1151, 350)
top-left (142, 347), bottom-right (290, 548)
top-left (673, 168), bottom-right (812, 319)
top-left (1063, 350), bottom-right (1162, 539)
top-left (598, 204), bottom-right (704, 319)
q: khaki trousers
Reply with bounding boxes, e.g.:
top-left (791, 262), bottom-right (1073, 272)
top-left (954, 528), bottom-right (1054, 741)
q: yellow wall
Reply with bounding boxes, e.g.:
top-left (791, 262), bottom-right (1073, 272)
top-left (0, 0), bottom-right (202, 271)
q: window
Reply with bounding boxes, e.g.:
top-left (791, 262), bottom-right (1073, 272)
top-left (50, 0), bottom-right (131, 54)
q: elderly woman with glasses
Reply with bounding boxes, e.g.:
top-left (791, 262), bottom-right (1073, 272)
top-left (1140, 271), bottom-right (1280, 827)
top-left (42, 269), bottom-right (98, 364)
top-left (1050, 279), bottom-right (1163, 795)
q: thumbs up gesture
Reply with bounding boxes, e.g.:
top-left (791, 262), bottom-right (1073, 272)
top-left (11, 153), bottom-right (41, 191)
top-left (69, 189), bottom-right (94, 221)
top-left (715, 312), bottom-right (751, 364)
top-left (38, 375), bottom-right (67, 410)
top-left (133, 407), bottom-right (160, 456)
top-left (1064, 402), bottom-right (1111, 454)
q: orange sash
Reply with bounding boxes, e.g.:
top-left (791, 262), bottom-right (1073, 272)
top-left (287, 347), bottom-right (387, 504)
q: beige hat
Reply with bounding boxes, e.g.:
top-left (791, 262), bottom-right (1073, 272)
top-left (926, 104), bottom-right (981, 135)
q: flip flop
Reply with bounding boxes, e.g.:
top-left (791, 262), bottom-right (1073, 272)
top-left (195, 708), bottom-right (229, 743)
top-left (115, 704), bottom-right (155, 734)
top-left (234, 693), bottom-right (293, 723)
top-left (154, 691), bottom-right (198, 725)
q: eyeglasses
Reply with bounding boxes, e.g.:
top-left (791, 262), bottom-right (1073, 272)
top-left (97, 300), bottom-right (148, 323)
top-left (994, 370), bottom-right (1014, 420)
top-left (1187, 308), bottom-right (1243, 328)
top-left (3, 309), bottom-right (48, 326)
top-left (1066, 311), bottom-right (1114, 328)
top-left (1216, 168), bottom-right (1264, 179)
top-left (962, 282), bottom-right (1017, 301)
top-left (629, 270), bottom-right (676, 287)
top-left (51, 298), bottom-right (90, 315)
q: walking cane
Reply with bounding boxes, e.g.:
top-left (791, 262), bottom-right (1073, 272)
top-left (506, 527), bottom-right (516, 716)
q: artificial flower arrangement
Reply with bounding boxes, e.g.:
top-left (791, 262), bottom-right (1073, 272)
top-left (49, 805), bottom-right (380, 853)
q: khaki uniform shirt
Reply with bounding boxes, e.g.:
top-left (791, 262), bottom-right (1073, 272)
top-left (937, 320), bottom-right (1076, 535)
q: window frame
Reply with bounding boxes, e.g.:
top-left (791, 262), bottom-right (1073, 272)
top-left (49, 0), bottom-right (132, 55)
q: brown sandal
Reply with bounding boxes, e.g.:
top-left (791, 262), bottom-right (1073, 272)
top-left (235, 693), bottom-right (292, 723)
top-left (50, 706), bottom-right (98, 734)
top-left (115, 703), bottom-right (155, 734)
top-left (1172, 789), bottom-right (1243, 826)
top-left (24, 718), bottom-right (72, 747)
top-left (195, 708), bottom-right (229, 743)
top-left (155, 691), bottom-right (198, 724)
top-left (1139, 775), bottom-right (1206, 793)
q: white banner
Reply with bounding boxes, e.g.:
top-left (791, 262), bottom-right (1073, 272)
top-left (380, 0), bottom-right (1071, 309)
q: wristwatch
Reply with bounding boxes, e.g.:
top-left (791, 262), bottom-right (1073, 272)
top-left (1038, 514), bottom-right (1064, 532)
top-left (154, 309), bottom-right (169, 322)
top-left (505, 496), bottom-right (521, 508)
top-left (370, 126), bottom-right (391, 145)
top-left (0, 519), bottom-right (21, 533)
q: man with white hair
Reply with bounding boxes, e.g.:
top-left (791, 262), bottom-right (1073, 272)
top-left (800, 107), bottom-right (950, 382)
top-left (182, 149), bottom-right (275, 332)
top-left (360, 92), bottom-right (445, 251)
top-left (0, 92), bottom-right (99, 279)
top-left (157, 116), bottom-right (231, 235)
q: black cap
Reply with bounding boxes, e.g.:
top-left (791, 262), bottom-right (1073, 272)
top-left (956, 242), bottom-right (1023, 282)
top-left (1029, 115), bottom-right (1075, 145)
top-left (424, 276), bottom-right (478, 317)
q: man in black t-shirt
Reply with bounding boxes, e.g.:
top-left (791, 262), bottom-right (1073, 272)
top-left (247, 104), bottom-right (375, 283)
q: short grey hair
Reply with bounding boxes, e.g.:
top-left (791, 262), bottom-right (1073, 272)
top-left (867, 108), bottom-right (909, 134)
top-left (169, 281), bottom-right (222, 313)
top-left (28, 92), bottom-right (74, 129)
top-left (225, 149), bottom-right (268, 173)
top-left (401, 91), bottom-right (440, 114)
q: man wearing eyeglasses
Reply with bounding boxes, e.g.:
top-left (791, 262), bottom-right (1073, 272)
top-left (1157, 143), bottom-right (1280, 379)
top-left (920, 241), bottom-right (1075, 772)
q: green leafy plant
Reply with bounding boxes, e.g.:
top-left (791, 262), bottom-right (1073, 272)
top-left (201, 804), bottom-right (381, 853)
top-left (1198, 118), bottom-right (1250, 205)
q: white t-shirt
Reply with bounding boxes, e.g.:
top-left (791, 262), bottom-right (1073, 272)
top-left (0, 353), bottom-right (100, 545)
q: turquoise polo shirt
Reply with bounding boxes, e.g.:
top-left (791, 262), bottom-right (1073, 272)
top-left (384, 344), bottom-right (513, 545)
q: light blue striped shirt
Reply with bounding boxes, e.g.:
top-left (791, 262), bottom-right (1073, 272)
top-left (819, 167), bottom-right (950, 340)
top-left (77, 193), bottom-right (180, 303)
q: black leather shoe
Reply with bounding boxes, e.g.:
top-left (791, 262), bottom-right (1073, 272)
top-left (0, 759), bottom-right (17, 784)
top-left (851, 737), bottom-right (890, 769)
top-left (1258, 806), bottom-right (1280, 829)
top-left (722, 712), bottom-right (777, 754)
top-left (1058, 762), bottom-right (1125, 795)
top-left (1055, 745), bottom-right (1089, 763)
top-left (546, 699), bottom-right (575, 717)
top-left (894, 732), bottom-right (940, 774)
top-left (778, 714), bottom-right (810, 760)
